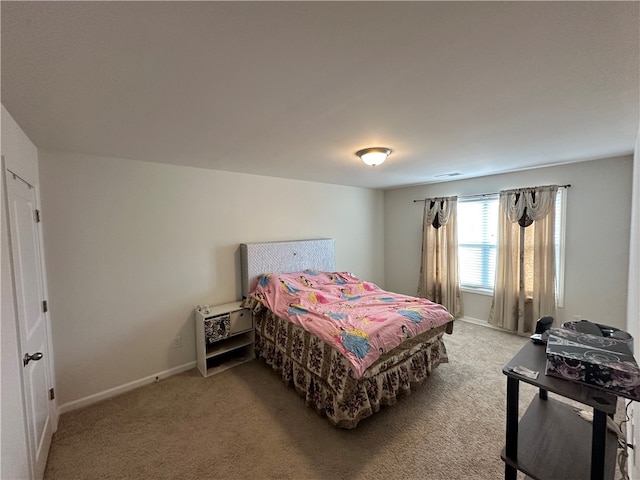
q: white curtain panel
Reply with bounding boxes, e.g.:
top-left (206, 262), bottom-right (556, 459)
top-left (417, 196), bottom-right (462, 317)
top-left (489, 185), bottom-right (558, 334)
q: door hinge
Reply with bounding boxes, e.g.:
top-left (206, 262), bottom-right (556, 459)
top-left (42, 300), bottom-right (48, 313)
top-left (34, 209), bottom-right (41, 223)
top-left (49, 388), bottom-right (55, 401)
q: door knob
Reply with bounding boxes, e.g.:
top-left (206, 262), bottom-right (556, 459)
top-left (23, 352), bottom-right (43, 366)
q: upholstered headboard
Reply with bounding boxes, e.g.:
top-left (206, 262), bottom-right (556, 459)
top-left (240, 239), bottom-right (335, 298)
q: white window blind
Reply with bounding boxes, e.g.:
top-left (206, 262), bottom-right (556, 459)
top-left (457, 195), bottom-right (499, 292)
top-left (554, 188), bottom-right (566, 307)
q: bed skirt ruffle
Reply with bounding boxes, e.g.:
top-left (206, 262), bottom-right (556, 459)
top-left (248, 300), bottom-right (451, 428)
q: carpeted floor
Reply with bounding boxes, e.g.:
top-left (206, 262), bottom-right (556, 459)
top-left (44, 320), bottom-right (554, 479)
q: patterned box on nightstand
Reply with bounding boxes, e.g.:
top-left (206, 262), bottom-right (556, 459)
top-left (545, 327), bottom-right (640, 401)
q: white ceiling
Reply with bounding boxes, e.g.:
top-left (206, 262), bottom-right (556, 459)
top-left (2, 1), bottom-right (639, 190)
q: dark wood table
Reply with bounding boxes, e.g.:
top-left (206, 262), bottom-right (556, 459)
top-left (501, 341), bottom-right (618, 480)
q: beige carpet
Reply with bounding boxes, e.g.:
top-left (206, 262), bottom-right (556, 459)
top-left (45, 320), bottom-right (548, 479)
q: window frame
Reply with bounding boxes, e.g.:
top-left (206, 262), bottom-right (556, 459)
top-left (555, 188), bottom-right (567, 307)
top-left (456, 194), bottom-right (499, 295)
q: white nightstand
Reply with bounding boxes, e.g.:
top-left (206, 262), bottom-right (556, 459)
top-left (195, 301), bottom-right (254, 377)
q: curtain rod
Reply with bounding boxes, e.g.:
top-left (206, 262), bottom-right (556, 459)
top-left (412, 184), bottom-right (571, 203)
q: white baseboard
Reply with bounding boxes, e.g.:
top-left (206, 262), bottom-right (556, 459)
top-left (457, 315), bottom-right (488, 325)
top-left (458, 316), bottom-right (531, 337)
top-left (458, 315), bottom-right (503, 330)
top-left (57, 361), bottom-right (196, 416)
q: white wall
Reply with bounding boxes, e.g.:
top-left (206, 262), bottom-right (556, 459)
top-left (1, 105), bottom-right (39, 480)
top-left (38, 151), bottom-right (385, 408)
top-left (384, 156), bottom-right (633, 330)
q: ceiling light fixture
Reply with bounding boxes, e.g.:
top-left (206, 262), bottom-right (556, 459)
top-left (356, 147), bottom-right (391, 167)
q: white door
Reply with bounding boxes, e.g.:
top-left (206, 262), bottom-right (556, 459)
top-left (6, 170), bottom-right (54, 480)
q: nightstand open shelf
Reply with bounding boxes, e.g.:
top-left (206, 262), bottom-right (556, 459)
top-left (206, 331), bottom-right (253, 357)
top-left (501, 394), bottom-right (617, 479)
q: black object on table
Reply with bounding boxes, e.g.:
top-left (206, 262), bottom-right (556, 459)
top-left (501, 341), bottom-right (618, 480)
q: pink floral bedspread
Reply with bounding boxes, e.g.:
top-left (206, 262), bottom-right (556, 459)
top-left (250, 270), bottom-right (454, 378)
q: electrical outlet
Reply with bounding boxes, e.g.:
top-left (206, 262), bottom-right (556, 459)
top-left (172, 336), bottom-right (182, 348)
top-left (573, 314), bottom-right (582, 321)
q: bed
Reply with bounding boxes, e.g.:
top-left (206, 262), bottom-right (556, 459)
top-left (240, 239), bottom-right (454, 428)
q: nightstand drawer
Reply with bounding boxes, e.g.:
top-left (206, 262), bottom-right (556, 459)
top-left (230, 308), bottom-right (252, 334)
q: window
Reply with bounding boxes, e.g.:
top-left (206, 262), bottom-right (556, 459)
top-left (456, 190), bottom-right (566, 302)
top-left (554, 188), bottom-right (566, 307)
top-left (457, 195), bottom-right (499, 293)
